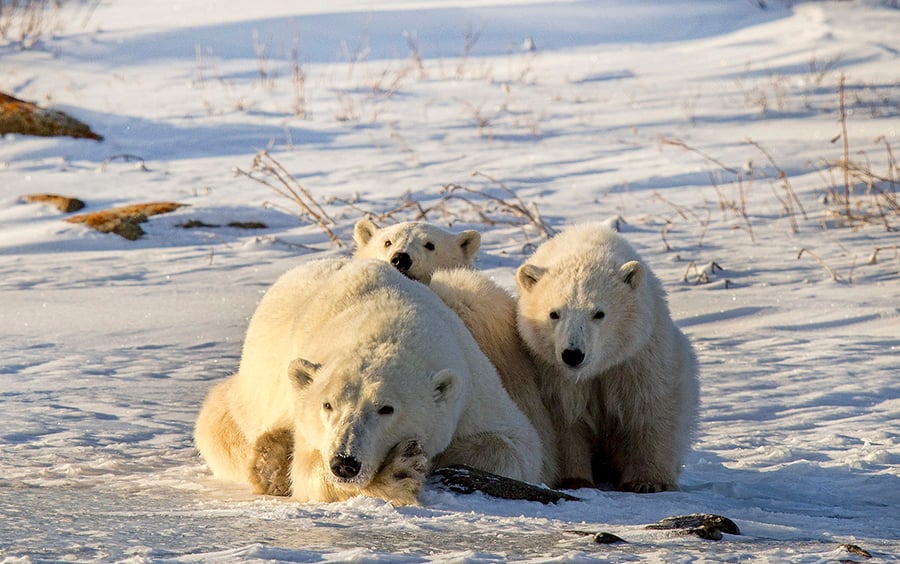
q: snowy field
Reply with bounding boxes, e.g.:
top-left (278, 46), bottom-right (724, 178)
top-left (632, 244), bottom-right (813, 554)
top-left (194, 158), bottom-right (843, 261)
top-left (1, 0), bottom-right (899, 561)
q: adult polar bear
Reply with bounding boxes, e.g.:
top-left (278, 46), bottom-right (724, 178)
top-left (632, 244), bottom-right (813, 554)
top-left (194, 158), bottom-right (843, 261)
top-left (516, 223), bottom-right (699, 493)
top-left (195, 258), bottom-right (542, 505)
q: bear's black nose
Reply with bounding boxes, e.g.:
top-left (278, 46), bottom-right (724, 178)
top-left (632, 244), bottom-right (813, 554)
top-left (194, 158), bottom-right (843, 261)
top-left (562, 348), bottom-right (585, 367)
top-left (330, 455), bottom-right (362, 479)
top-left (390, 252), bottom-right (412, 272)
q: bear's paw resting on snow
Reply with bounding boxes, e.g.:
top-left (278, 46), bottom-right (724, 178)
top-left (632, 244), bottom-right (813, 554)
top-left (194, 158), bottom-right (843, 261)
top-left (353, 219), bottom-right (480, 284)
top-left (194, 258), bottom-right (542, 505)
top-left (516, 223), bottom-right (700, 493)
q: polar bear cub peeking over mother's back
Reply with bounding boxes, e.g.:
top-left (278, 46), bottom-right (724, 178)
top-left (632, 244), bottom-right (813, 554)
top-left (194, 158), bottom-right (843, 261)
top-left (353, 220), bottom-right (480, 284)
top-left (194, 258), bottom-right (542, 506)
top-left (516, 223), bottom-right (700, 493)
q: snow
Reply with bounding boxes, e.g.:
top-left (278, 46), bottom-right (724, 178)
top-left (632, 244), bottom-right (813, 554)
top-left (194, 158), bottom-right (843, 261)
top-left (1, 0), bottom-right (898, 561)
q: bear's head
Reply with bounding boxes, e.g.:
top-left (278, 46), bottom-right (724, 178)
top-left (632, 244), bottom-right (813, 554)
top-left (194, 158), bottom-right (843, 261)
top-left (516, 251), bottom-right (655, 381)
top-left (353, 220), bottom-right (480, 285)
top-left (289, 349), bottom-right (461, 490)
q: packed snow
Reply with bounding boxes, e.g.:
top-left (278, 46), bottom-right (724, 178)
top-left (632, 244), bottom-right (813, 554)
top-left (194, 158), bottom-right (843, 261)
top-left (1, 0), bottom-right (898, 561)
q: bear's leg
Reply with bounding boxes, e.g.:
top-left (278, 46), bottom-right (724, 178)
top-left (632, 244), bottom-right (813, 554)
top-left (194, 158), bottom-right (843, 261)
top-left (249, 428), bottom-right (294, 496)
top-left (194, 379), bottom-right (255, 483)
top-left (555, 419), bottom-right (596, 489)
top-left (608, 416), bottom-right (680, 493)
top-left (435, 431), bottom-right (538, 483)
top-left (363, 439), bottom-right (428, 506)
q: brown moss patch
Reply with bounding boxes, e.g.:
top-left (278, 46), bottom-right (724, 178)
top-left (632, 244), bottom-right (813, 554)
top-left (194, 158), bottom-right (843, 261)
top-left (22, 193), bottom-right (86, 213)
top-left (66, 202), bottom-right (187, 240)
top-left (1, 92), bottom-right (102, 141)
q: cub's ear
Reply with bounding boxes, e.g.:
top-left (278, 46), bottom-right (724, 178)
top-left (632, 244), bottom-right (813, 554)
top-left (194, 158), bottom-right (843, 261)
top-left (288, 358), bottom-right (320, 388)
top-left (516, 263), bottom-right (546, 291)
top-left (431, 369), bottom-right (459, 404)
top-left (456, 230), bottom-right (481, 263)
top-left (353, 219), bottom-right (378, 247)
top-left (620, 260), bottom-right (643, 290)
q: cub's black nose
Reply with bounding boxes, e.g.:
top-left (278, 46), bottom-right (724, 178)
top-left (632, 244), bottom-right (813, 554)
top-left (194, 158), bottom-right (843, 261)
top-left (561, 348), bottom-right (585, 367)
top-left (330, 455), bottom-right (361, 479)
top-left (390, 252), bottom-right (412, 272)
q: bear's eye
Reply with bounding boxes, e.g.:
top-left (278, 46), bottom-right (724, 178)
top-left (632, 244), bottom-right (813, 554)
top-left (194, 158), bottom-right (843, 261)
top-left (549, 311), bottom-right (560, 320)
top-left (424, 242), bottom-right (435, 251)
top-left (593, 310), bottom-right (606, 320)
top-left (383, 240), bottom-right (392, 248)
top-left (378, 405), bottom-right (394, 416)
top-left (323, 402), bottom-right (333, 412)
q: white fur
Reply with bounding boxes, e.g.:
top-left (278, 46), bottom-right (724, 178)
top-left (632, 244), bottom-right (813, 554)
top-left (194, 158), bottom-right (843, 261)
top-left (429, 268), bottom-right (560, 486)
top-left (353, 220), bottom-right (480, 284)
top-left (516, 223), bottom-right (699, 492)
top-left (195, 258), bottom-right (542, 505)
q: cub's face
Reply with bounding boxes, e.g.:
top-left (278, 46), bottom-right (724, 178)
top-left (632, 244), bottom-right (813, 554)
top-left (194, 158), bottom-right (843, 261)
top-left (353, 220), bottom-right (480, 284)
top-left (290, 356), bottom-right (459, 489)
top-left (516, 259), bottom-right (645, 380)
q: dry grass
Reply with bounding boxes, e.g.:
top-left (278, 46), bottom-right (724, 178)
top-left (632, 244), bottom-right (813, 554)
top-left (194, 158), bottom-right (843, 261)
top-left (0, 0), bottom-right (99, 49)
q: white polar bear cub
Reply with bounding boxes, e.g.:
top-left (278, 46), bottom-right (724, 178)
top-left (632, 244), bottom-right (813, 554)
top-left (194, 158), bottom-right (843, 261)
top-left (353, 219), bottom-right (480, 284)
top-left (516, 223), bottom-right (699, 493)
top-left (195, 258), bottom-right (542, 505)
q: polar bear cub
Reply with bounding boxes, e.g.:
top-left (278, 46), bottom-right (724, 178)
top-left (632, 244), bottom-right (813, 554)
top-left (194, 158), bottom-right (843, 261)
top-left (516, 223), bottom-right (699, 493)
top-left (353, 220), bottom-right (480, 284)
top-left (195, 258), bottom-right (542, 505)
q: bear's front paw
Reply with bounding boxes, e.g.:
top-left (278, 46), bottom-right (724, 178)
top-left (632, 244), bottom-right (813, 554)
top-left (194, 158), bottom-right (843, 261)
top-left (368, 439), bottom-right (428, 505)
top-left (619, 480), bottom-right (677, 494)
top-left (249, 428), bottom-right (294, 497)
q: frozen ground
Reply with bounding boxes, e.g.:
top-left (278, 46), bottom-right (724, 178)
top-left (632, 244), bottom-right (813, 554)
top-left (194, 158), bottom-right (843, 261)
top-left (1, 0), bottom-right (898, 561)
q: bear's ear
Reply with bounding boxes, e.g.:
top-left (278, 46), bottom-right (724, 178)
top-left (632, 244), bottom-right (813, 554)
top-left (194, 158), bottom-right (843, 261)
top-left (431, 369), bottom-right (458, 403)
top-left (516, 263), bottom-right (546, 291)
top-left (288, 357), bottom-right (320, 388)
top-left (456, 230), bottom-right (481, 263)
top-left (353, 219), bottom-right (378, 247)
top-left (620, 260), bottom-right (643, 290)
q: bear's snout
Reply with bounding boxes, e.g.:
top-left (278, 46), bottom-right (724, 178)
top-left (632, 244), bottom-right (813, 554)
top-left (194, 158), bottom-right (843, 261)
top-left (330, 454), bottom-right (362, 480)
top-left (561, 348), bottom-right (585, 368)
top-left (390, 252), bottom-right (412, 273)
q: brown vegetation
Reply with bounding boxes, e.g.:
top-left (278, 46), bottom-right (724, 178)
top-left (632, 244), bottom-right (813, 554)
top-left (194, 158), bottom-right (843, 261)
top-left (66, 202), bottom-right (186, 240)
top-left (0, 92), bottom-right (102, 140)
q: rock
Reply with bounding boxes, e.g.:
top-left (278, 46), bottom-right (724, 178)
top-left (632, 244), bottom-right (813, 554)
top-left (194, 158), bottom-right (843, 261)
top-left (431, 464), bottom-right (580, 504)
top-left (228, 221), bottom-right (267, 229)
top-left (838, 543), bottom-right (872, 559)
top-left (593, 532), bottom-right (627, 544)
top-left (646, 513), bottom-right (740, 541)
top-left (1, 92), bottom-right (102, 141)
top-left (66, 202), bottom-right (186, 240)
top-left (22, 193), bottom-right (85, 213)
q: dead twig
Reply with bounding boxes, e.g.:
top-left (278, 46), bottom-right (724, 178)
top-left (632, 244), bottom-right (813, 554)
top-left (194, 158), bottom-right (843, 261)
top-left (797, 248), bottom-right (843, 282)
top-left (234, 151), bottom-right (343, 247)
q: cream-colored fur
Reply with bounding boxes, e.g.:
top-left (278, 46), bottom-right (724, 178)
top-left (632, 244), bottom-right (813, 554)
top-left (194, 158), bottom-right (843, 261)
top-left (516, 223), bottom-right (699, 493)
top-left (429, 268), bottom-right (560, 486)
top-left (353, 220), bottom-right (480, 284)
top-left (195, 258), bottom-right (542, 505)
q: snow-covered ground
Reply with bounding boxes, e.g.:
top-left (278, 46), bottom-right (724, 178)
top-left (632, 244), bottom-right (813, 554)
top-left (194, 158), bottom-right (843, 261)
top-left (1, 0), bottom-right (898, 561)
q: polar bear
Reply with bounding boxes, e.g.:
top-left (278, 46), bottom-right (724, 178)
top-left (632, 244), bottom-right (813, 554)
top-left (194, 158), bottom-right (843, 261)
top-left (195, 258), bottom-right (542, 505)
top-left (352, 220), bottom-right (559, 485)
top-left (428, 269), bottom-right (560, 486)
top-left (353, 220), bottom-right (480, 284)
top-left (515, 223), bottom-right (699, 493)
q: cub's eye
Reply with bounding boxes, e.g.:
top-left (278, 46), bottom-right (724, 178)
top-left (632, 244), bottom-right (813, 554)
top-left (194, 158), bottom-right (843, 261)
top-left (424, 242), bottom-right (435, 251)
top-left (378, 405), bottom-right (394, 415)
top-left (383, 240), bottom-right (392, 248)
top-left (549, 311), bottom-right (560, 320)
top-left (593, 310), bottom-right (606, 320)
top-left (323, 402), bottom-right (332, 411)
